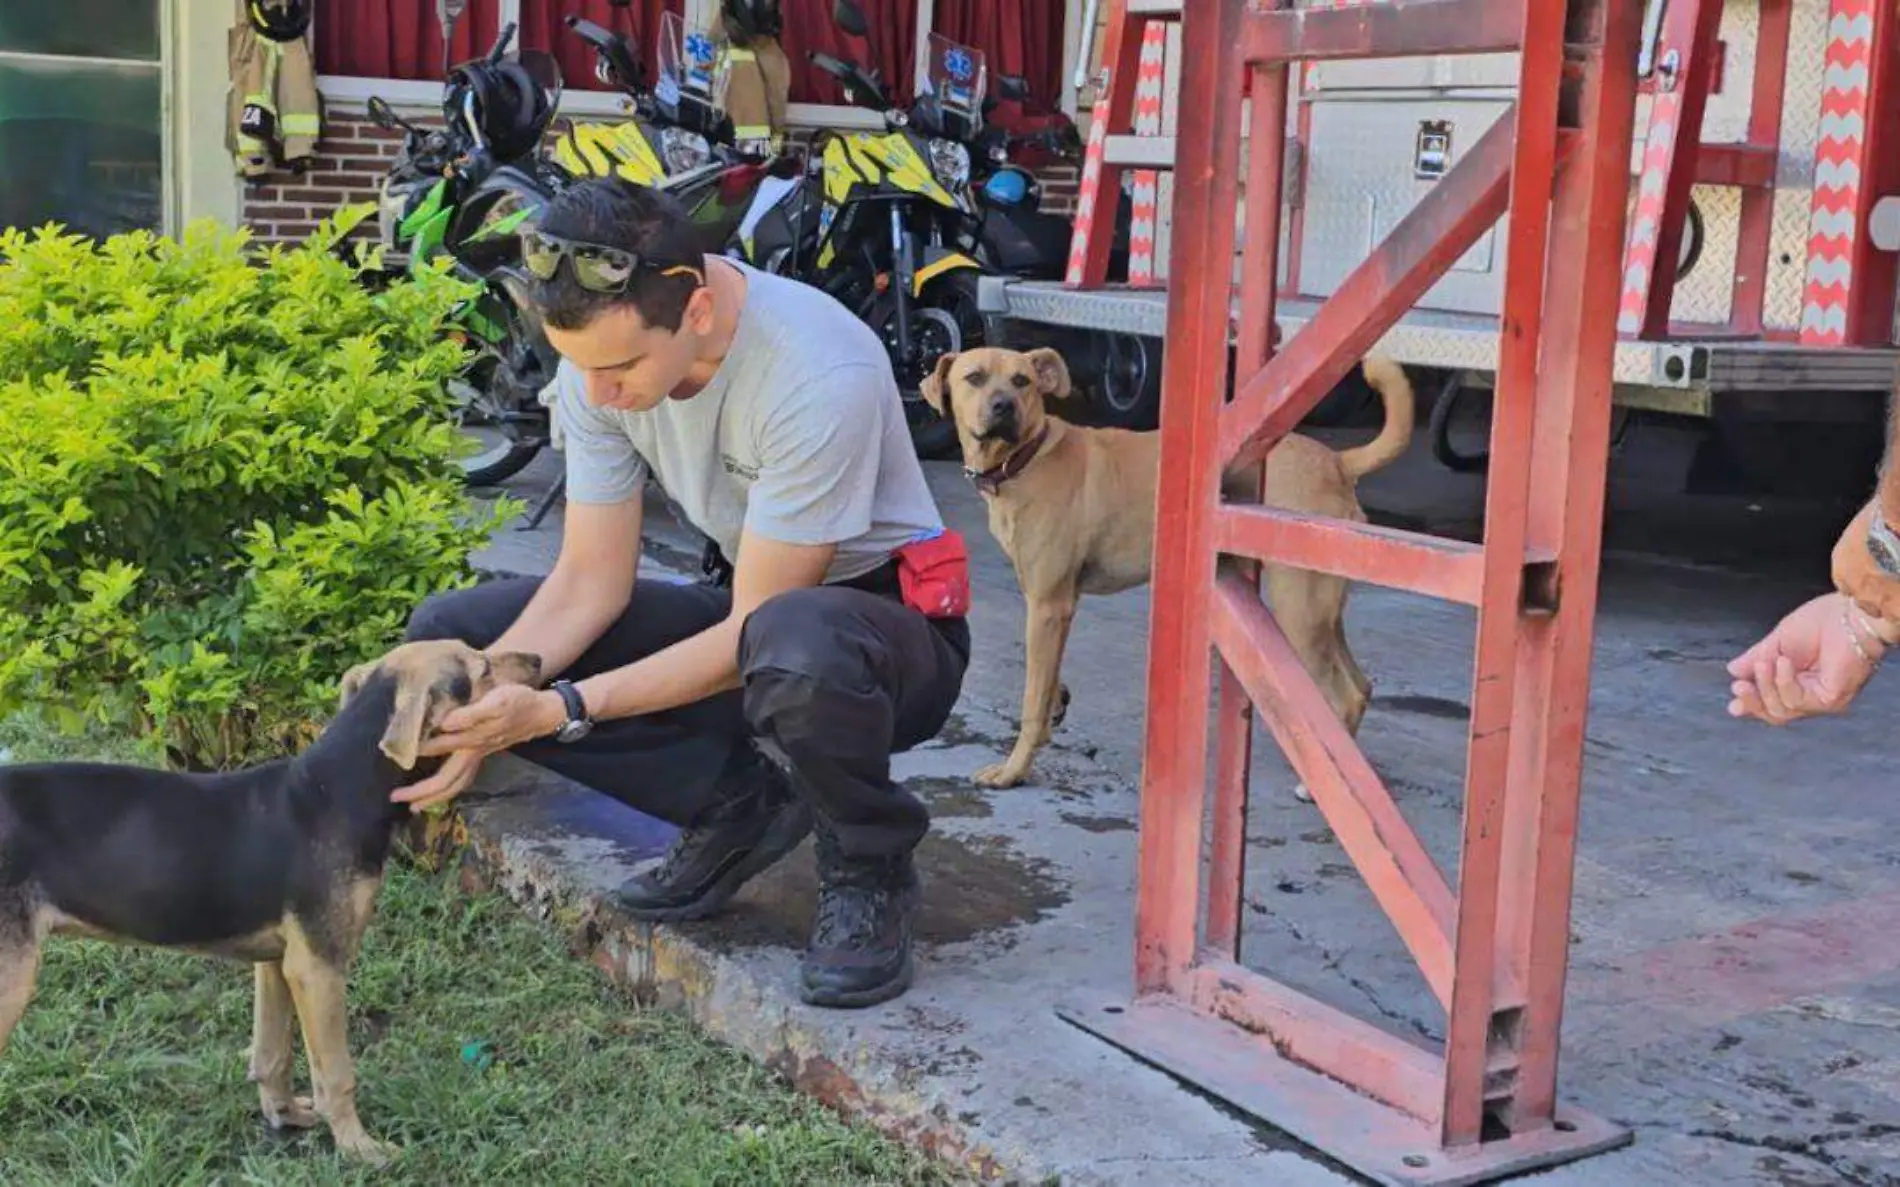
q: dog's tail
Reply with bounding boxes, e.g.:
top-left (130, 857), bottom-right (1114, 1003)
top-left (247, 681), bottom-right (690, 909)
top-left (1335, 357), bottom-right (1416, 481)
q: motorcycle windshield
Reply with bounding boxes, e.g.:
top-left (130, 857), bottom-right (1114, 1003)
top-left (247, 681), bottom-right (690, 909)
top-left (656, 10), bottom-right (728, 115)
top-left (925, 33), bottom-right (986, 121)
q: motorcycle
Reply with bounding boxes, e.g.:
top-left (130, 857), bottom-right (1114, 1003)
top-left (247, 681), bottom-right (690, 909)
top-left (555, 10), bottom-right (793, 252)
top-left (737, 1), bottom-right (994, 459)
top-left (371, 12), bottom-right (789, 487)
top-left (369, 22), bottom-right (568, 487)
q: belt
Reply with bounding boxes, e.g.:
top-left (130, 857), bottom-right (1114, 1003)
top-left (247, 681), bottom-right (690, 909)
top-left (699, 539), bottom-right (900, 600)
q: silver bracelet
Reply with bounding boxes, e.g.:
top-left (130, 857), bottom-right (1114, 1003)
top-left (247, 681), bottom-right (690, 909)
top-left (1866, 507), bottom-right (1900, 577)
top-left (1842, 601), bottom-right (1887, 666)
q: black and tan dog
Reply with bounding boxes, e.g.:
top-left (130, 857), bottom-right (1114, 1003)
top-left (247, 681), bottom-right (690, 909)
top-left (923, 346), bottom-right (1414, 791)
top-left (0, 639), bottom-right (540, 1165)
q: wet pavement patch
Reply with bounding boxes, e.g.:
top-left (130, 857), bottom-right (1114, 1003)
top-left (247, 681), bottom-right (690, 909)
top-left (1060, 812), bottom-right (1135, 834)
top-left (684, 831), bottom-right (1072, 952)
top-left (1377, 693), bottom-right (1471, 721)
top-left (908, 776), bottom-right (995, 819)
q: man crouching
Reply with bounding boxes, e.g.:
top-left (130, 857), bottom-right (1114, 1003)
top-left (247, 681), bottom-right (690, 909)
top-left (397, 178), bottom-right (972, 1008)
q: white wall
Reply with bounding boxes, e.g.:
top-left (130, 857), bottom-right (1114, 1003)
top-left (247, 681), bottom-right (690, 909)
top-left (167, 0), bottom-right (243, 230)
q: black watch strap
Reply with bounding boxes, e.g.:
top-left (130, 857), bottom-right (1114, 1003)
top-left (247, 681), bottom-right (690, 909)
top-left (551, 679), bottom-right (590, 725)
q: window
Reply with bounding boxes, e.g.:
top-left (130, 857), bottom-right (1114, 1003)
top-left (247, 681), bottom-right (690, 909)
top-left (0, 1), bottom-right (165, 238)
top-left (517, 0), bottom-right (680, 94)
top-left (314, 0), bottom-right (680, 94)
top-left (314, 0), bottom-right (505, 82)
top-left (776, 0), bottom-right (1067, 121)
top-left (932, 0), bottom-right (1066, 118)
top-left (780, 0), bottom-right (916, 107)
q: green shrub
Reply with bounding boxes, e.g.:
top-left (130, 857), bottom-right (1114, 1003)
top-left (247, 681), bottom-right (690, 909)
top-left (0, 207), bottom-right (518, 770)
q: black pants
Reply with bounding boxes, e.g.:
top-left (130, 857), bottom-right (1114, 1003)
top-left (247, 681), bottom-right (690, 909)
top-left (405, 569), bottom-right (970, 860)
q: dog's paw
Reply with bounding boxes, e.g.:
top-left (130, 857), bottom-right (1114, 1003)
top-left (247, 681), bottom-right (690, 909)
top-left (335, 1132), bottom-right (399, 1167)
top-left (974, 761), bottom-right (1028, 789)
top-left (261, 1094), bottom-right (320, 1130)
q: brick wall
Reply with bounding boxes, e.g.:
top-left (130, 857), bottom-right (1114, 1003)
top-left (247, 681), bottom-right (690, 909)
top-left (241, 105), bottom-right (1081, 246)
top-left (1040, 164), bottom-right (1079, 216)
top-left (243, 112), bottom-right (404, 246)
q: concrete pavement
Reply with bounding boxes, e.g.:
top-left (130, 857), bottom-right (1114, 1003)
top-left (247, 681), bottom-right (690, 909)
top-left (461, 419), bottom-right (1900, 1185)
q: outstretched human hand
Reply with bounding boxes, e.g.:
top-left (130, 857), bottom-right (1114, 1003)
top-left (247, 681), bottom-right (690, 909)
top-left (391, 685), bottom-right (563, 812)
top-left (1726, 592), bottom-right (1885, 725)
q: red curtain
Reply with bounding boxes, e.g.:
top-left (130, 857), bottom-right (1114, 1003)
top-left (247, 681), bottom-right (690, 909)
top-left (932, 0), bottom-right (1064, 127)
top-left (518, 0), bottom-right (681, 93)
top-left (779, 0), bottom-right (916, 107)
top-left (314, 0), bottom-right (505, 81)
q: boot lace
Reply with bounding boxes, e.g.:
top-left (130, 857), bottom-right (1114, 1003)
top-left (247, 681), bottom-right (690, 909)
top-left (811, 881), bottom-right (897, 949)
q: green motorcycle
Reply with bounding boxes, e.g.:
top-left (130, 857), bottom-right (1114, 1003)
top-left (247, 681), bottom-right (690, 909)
top-left (369, 21), bottom-right (569, 487)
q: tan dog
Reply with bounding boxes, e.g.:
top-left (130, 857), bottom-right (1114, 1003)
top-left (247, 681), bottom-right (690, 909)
top-left (922, 346), bottom-right (1414, 790)
top-left (0, 639), bottom-right (540, 1165)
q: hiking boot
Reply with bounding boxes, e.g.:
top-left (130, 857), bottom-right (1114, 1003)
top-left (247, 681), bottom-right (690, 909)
top-left (800, 827), bottom-right (920, 1009)
top-left (613, 766), bottom-right (811, 922)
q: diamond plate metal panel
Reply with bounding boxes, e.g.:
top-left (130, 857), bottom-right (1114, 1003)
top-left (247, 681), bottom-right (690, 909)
top-left (1765, 0), bottom-right (1829, 331)
top-left (989, 282), bottom-right (1896, 392)
top-left (1296, 98), bottom-right (1513, 315)
top-left (1670, 185), bottom-right (1742, 325)
top-left (1703, 0), bottom-right (1761, 145)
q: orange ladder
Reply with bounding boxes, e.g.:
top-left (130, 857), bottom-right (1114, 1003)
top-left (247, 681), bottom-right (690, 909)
top-left (1065, 0), bottom-right (1182, 288)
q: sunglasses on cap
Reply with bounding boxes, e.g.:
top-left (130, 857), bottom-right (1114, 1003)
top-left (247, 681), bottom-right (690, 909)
top-left (520, 228), bottom-right (704, 292)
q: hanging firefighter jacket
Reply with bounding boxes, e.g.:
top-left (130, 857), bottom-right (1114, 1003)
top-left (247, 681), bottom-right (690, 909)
top-left (226, 0), bottom-right (320, 180)
top-left (714, 0), bottom-right (789, 152)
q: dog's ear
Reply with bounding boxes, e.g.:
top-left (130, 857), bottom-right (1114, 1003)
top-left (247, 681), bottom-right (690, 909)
top-left (380, 677), bottom-right (446, 771)
top-left (339, 659), bottom-right (378, 709)
top-left (1025, 347), bottom-right (1072, 400)
top-left (921, 351), bottom-right (958, 415)
top-left (489, 650), bottom-right (544, 687)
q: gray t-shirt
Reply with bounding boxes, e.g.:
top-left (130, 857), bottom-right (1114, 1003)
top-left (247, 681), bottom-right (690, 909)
top-left (552, 260), bottom-right (944, 584)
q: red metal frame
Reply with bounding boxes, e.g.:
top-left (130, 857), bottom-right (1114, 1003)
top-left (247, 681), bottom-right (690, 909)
top-left (1731, 0), bottom-right (1793, 337)
top-left (1057, 0), bottom-right (1643, 1177)
top-left (1614, 0), bottom-right (1795, 340)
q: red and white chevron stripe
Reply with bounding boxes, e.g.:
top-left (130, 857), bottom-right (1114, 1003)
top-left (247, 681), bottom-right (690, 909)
top-left (1799, 0), bottom-right (1874, 345)
top-left (1618, 93), bottom-right (1683, 335)
top-left (1064, 111), bottom-right (1112, 286)
top-left (1128, 23), bottom-right (1170, 285)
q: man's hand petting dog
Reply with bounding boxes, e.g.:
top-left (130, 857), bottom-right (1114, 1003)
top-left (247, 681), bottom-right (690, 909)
top-left (390, 684), bottom-right (567, 812)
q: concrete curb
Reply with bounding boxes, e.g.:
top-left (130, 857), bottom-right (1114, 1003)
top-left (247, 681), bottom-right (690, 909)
top-left (436, 714), bottom-right (1344, 1187)
top-left (450, 759), bottom-right (1027, 1184)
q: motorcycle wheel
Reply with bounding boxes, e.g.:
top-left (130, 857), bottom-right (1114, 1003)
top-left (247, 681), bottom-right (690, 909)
top-left (450, 357), bottom-right (545, 488)
top-left (869, 271), bottom-right (983, 461)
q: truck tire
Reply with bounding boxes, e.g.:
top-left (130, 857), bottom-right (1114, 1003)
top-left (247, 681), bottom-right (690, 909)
top-left (1085, 330), bottom-right (1162, 430)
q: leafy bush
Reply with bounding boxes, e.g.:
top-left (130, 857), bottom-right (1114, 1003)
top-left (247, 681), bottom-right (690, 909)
top-left (0, 207), bottom-right (517, 770)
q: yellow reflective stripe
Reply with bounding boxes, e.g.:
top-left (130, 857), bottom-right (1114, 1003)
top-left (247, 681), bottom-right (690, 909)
top-left (280, 114), bottom-right (320, 135)
top-left (734, 123), bottom-right (770, 138)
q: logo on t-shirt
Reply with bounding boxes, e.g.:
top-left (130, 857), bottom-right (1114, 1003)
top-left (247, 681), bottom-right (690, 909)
top-left (719, 453), bottom-right (759, 482)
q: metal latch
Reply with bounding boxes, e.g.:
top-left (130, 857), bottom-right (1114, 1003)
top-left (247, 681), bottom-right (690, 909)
top-left (1415, 121), bottom-right (1452, 180)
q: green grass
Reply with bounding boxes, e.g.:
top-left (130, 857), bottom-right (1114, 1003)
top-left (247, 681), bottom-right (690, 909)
top-left (0, 721), bottom-right (957, 1186)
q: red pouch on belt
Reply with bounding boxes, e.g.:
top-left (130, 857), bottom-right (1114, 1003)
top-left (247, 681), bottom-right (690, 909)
top-left (894, 529), bottom-right (972, 618)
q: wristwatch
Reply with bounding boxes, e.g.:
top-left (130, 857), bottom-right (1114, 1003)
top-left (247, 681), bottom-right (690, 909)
top-left (549, 680), bottom-right (594, 744)
top-left (1868, 507), bottom-right (1900, 578)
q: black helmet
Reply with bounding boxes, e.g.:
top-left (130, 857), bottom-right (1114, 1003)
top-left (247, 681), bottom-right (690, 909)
top-left (444, 51), bottom-right (563, 162)
top-left (721, 0), bottom-right (783, 45)
top-left (246, 0), bottom-right (313, 42)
